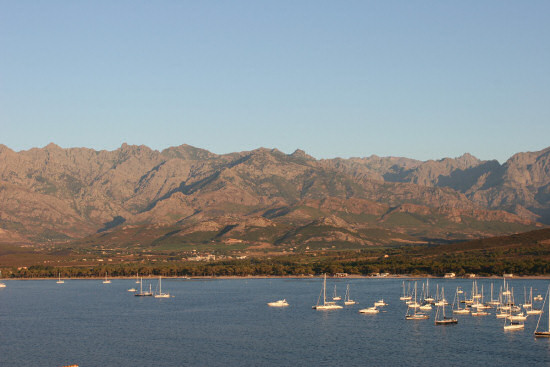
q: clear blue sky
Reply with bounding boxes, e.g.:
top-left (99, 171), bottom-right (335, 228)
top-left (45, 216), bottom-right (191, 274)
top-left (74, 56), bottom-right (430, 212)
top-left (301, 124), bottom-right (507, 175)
top-left (1, 1), bottom-right (549, 162)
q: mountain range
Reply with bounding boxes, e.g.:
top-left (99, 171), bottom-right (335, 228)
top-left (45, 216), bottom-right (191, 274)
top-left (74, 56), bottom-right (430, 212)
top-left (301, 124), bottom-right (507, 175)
top-left (0, 143), bottom-right (548, 251)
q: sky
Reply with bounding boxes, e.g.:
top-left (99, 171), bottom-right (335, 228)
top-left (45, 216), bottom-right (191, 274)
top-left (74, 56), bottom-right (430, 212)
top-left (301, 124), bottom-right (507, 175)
top-left (1, 1), bottom-right (549, 163)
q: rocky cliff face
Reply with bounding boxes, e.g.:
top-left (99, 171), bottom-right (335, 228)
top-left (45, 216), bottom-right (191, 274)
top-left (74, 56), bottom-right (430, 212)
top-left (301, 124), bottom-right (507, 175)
top-left (0, 143), bottom-right (546, 247)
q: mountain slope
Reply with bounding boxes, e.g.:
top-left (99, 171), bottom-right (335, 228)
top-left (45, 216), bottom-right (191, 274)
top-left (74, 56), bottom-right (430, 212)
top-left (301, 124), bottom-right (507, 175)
top-left (0, 143), bottom-right (546, 249)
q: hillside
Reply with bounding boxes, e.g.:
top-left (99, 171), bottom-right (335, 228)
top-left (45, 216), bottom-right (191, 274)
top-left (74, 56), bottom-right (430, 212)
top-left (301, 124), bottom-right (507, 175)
top-left (0, 143), bottom-right (547, 251)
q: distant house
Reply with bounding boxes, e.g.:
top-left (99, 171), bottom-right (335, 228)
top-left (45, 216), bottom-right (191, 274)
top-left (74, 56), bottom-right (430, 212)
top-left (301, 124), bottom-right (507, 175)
top-left (334, 273), bottom-right (348, 278)
top-left (468, 273), bottom-right (476, 278)
top-left (503, 273), bottom-right (514, 278)
top-left (444, 272), bottom-right (456, 278)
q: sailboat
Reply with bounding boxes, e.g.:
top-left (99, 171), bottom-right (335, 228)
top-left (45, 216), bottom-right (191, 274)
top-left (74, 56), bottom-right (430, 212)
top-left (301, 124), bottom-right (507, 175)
top-left (424, 279), bottom-right (434, 303)
top-left (504, 288), bottom-right (525, 330)
top-left (135, 277), bottom-right (153, 296)
top-left (488, 283), bottom-right (500, 306)
top-left (534, 286), bottom-right (550, 337)
top-left (332, 285), bottom-right (341, 301)
top-left (103, 272), bottom-right (111, 284)
top-left (406, 282), bottom-right (429, 320)
top-left (344, 284), bottom-right (356, 305)
top-left (154, 276), bottom-right (170, 298)
top-left (471, 285), bottom-right (490, 316)
top-left (56, 272), bottom-right (64, 284)
top-left (0, 271), bottom-right (6, 288)
top-left (435, 288), bottom-right (457, 325)
top-left (313, 274), bottom-right (343, 310)
top-left (135, 272), bottom-right (140, 284)
top-left (453, 287), bottom-right (469, 315)
top-left (400, 281), bottom-right (412, 301)
top-left (522, 287), bottom-right (532, 309)
top-left (525, 287), bottom-right (542, 315)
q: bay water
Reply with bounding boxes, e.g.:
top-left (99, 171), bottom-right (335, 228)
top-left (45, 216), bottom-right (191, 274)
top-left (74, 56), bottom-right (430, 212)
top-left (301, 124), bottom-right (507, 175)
top-left (1, 278), bottom-right (549, 366)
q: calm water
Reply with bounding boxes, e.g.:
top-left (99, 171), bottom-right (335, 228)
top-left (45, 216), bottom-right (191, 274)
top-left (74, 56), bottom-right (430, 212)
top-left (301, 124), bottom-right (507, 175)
top-left (1, 278), bottom-right (550, 366)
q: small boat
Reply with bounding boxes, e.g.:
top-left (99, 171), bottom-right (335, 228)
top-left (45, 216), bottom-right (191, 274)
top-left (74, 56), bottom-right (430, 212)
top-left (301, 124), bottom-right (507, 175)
top-left (534, 294), bottom-right (544, 302)
top-left (419, 303), bottom-right (432, 311)
top-left (344, 284), bottom-right (356, 305)
top-left (526, 309), bottom-right (543, 315)
top-left (535, 286), bottom-right (550, 337)
top-left (471, 311), bottom-right (490, 316)
top-left (374, 299), bottom-right (387, 307)
top-left (0, 271), bottom-right (6, 288)
top-left (504, 322), bottom-right (525, 331)
top-left (359, 306), bottom-right (379, 314)
top-left (127, 288), bottom-right (137, 292)
top-left (103, 272), bottom-right (111, 284)
top-left (507, 313), bottom-right (527, 322)
top-left (496, 311), bottom-right (509, 319)
top-left (406, 313), bottom-right (429, 320)
top-left (268, 299), bottom-right (289, 307)
top-left (332, 285), bottom-right (341, 301)
top-left (154, 276), bottom-right (170, 298)
top-left (312, 274), bottom-right (343, 310)
top-left (56, 272), bottom-right (64, 284)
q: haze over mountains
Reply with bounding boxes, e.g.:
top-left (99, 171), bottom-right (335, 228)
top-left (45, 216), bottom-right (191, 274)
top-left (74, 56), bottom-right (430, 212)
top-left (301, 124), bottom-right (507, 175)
top-left (0, 143), bottom-right (548, 250)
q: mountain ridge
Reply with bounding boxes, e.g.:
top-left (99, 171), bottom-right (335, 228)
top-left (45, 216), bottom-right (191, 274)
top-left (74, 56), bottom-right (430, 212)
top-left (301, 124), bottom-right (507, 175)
top-left (0, 143), bottom-right (548, 250)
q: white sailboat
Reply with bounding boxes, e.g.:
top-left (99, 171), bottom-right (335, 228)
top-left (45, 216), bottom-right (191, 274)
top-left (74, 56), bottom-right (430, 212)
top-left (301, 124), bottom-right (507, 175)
top-left (424, 279), bottom-right (434, 303)
top-left (154, 276), bottom-right (170, 298)
top-left (522, 287), bottom-right (532, 309)
top-left (435, 287), bottom-right (457, 325)
top-left (504, 288), bottom-right (525, 330)
top-left (56, 272), bottom-right (64, 284)
top-left (135, 272), bottom-right (140, 284)
top-left (534, 286), bottom-right (550, 337)
top-left (488, 283), bottom-right (500, 306)
top-left (400, 281), bottom-right (412, 301)
top-left (332, 285), bottom-right (341, 301)
top-left (0, 271), bottom-right (6, 288)
top-left (406, 282), bottom-right (429, 320)
top-left (103, 272), bottom-right (111, 284)
top-left (344, 284), bottom-right (356, 305)
top-left (313, 274), bottom-right (343, 310)
top-left (453, 287), bottom-right (469, 315)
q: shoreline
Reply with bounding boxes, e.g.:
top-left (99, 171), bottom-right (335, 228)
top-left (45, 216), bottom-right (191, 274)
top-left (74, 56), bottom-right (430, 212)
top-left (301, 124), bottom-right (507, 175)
top-left (3, 274), bottom-right (550, 280)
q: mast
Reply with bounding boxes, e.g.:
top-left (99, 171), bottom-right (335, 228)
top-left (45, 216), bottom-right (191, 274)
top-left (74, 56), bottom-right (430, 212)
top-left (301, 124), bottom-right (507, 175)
top-left (323, 274), bottom-right (327, 306)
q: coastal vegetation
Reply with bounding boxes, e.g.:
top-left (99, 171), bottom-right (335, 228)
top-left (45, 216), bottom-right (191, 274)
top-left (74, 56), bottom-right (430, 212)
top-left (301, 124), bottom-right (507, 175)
top-left (3, 228), bottom-right (550, 278)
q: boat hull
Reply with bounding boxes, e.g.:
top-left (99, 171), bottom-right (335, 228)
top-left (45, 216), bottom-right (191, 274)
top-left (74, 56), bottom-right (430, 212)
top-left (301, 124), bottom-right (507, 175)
top-left (313, 305), bottom-right (343, 310)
